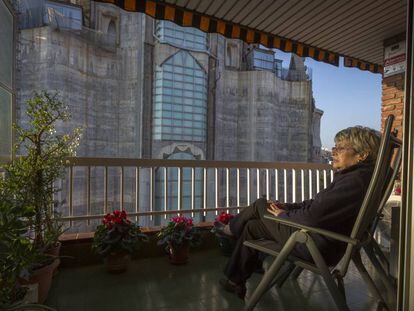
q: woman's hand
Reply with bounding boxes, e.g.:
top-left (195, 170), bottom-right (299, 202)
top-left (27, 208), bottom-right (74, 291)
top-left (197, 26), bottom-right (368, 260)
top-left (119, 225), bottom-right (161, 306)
top-left (267, 201), bottom-right (285, 217)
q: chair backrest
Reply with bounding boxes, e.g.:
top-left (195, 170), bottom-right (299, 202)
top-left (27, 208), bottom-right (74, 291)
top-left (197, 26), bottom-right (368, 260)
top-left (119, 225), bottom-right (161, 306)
top-left (369, 146), bottom-right (402, 235)
top-left (339, 115), bottom-right (402, 273)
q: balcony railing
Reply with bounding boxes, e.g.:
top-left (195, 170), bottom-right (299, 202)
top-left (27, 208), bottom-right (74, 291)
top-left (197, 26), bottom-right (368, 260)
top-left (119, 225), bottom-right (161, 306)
top-left (57, 158), bottom-right (333, 232)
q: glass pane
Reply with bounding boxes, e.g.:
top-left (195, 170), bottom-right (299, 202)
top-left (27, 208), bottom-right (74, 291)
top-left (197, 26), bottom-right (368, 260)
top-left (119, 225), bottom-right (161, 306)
top-left (162, 119), bottom-right (172, 125)
top-left (157, 20), bottom-right (207, 51)
top-left (0, 87), bottom-right (12, 158)
top-left (172, 105), bottom-right (181, 112)
top-left (0, 0), bottom-right (13, 88)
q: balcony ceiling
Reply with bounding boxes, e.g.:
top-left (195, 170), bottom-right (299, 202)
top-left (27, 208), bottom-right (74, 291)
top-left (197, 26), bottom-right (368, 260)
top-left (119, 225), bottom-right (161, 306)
top-left (97, 0), bottom-right (407, 72)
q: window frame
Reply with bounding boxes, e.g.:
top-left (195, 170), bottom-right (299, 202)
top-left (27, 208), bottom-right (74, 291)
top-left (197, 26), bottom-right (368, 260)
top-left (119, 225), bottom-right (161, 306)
top-left (0, 0), bottom-right (16, 163)
top-left (153, 51), bottom-right (208, 143)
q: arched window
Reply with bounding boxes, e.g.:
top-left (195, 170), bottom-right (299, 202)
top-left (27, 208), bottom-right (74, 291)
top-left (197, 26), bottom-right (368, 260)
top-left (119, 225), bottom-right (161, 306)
top-left (107, 20), bottom-right (116, 36)
top-left (153, 51), bottom-right (207, 143)
top-left (226, 45), bottom-right (232, 67)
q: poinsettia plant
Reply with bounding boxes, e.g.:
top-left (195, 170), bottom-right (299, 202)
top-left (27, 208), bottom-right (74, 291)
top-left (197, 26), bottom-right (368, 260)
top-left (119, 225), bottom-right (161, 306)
top-left (92, 210), bottom-right (148, 256)
top-left (157, 216), bottom-right (202, 250)
top-left (216, 212), bottom-right (234, 225)
top-left (211, 212), bottom-right (236, 256)
top-left (211, 212), bottom-right (234, 236)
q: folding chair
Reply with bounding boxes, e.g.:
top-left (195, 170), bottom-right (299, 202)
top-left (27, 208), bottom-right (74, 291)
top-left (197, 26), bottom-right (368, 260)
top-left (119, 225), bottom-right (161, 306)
top-left (243, 115), bottom-right (401, 311)
top-left (281, 130), bottom-right (402, 306)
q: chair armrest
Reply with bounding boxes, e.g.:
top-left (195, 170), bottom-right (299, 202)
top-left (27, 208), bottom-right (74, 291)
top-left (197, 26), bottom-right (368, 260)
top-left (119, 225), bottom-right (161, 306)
top-left (264, 215), bottom-right (358, 245)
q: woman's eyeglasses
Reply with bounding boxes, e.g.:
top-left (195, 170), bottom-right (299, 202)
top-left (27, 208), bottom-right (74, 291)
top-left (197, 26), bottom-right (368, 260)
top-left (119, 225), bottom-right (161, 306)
top-left (332, 146), bottom-right (355, 153)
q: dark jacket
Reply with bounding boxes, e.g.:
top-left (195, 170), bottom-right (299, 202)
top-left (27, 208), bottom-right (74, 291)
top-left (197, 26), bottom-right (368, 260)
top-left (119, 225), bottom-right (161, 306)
top-left (279, 161), bottom-right (375, 265)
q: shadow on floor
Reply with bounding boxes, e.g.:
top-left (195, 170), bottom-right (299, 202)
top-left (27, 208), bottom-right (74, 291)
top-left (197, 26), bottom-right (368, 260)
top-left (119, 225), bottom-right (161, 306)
top-left (46, 249), bottom-right (388, 310)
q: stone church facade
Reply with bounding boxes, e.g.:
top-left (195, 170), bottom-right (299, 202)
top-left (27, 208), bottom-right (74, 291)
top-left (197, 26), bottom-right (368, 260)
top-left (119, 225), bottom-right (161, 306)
top-left (13, 0), bottom-right (323, 228)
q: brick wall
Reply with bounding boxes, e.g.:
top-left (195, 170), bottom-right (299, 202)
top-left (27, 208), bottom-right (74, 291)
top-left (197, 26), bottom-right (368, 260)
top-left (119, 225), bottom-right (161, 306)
top-left (381, 73), bottom-right (404, 139)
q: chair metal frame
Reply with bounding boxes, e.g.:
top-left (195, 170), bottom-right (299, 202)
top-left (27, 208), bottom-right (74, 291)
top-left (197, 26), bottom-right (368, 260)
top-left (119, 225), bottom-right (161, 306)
top-left (243, 115), bottom-right (402, 311)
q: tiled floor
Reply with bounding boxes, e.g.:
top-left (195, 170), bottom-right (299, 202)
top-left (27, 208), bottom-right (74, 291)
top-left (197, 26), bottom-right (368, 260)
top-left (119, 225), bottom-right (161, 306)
top-left (46, 249), bottom-right (393, 310)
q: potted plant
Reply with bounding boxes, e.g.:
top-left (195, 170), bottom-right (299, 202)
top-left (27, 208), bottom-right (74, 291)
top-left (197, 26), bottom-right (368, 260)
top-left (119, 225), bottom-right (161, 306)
top-left (0, 91), bottom-right (82, 302)
top-left (157, 216), bottom-right (201, 265)
top-left (92, 210), bottom-right (148, 273)
top-left (0, 196), bottom-right (55, 310)
top-left (211, 212), bottom-right (236, 256)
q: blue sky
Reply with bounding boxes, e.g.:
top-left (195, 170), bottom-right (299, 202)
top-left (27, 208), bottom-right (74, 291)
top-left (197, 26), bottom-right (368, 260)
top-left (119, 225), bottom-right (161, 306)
top-left (275, 51), bottom-right (382, 149)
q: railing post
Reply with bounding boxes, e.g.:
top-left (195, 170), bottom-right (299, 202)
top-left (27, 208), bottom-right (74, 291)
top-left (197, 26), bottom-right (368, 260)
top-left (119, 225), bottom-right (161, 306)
top-left (316, 169), bottom-right (320, 193)
top-left (69, 165), bottom-right (73, 227)
top-left (135, 167), bottom-right (140, 222)
top-left (283, 169), bottom-right (287, 203)
top-left (256, 168), bottom-right (260, 199)
top-left (308, 169), bottom-right (313, 199)
top-left (120, 166), bottom-right (124, 211)
top-left (104, 166), bottom-right (108, 214)
top-left (292, 169), bottom-right (296, 203)
top-left (275, 169), bottom-right (279, 201)
top-left (178, 167), bottom-right (182, 215)
top-left (266, 169), bottom-right (270, 200)
top-left (301, 169), bottom-right (305, 202)
top-left (226, 168), bottom-right (230, 212)
top-left (150, 167), bottom-right (154, 220)
top-left (247, 168), bottom-right (251, 205)
top-left (191, 167), bottom-right (195, 218)
top-left (203, 168), bottom-right (207, 218)
top-left (87, 166), bottom-right (91, 226)
top-left (164, 167), bottom-right (168, 220)
top-left (214, 168), bottom-right (218, 215)
top-left (236, 168), bottom-right (240, 212)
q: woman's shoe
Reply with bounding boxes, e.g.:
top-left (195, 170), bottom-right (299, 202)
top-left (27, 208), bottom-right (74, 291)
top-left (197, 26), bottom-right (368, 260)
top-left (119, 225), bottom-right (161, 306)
top-left (219, 278), bottom-right (246, 300)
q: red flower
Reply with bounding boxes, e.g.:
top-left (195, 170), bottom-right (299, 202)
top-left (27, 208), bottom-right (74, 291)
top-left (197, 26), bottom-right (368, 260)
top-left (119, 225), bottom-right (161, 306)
top-left (216, 212), bottom-right (234, 225)
top-left (102, 210), bottom-right (130, 228)
top-left (395, 187), bottom-right (401, 195)
top-left (171, 216), bottom-right (194, 229)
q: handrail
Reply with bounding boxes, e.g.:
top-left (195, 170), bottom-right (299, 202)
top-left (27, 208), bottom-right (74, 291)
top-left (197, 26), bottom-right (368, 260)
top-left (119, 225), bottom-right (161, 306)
top-left (65, 157), bottom-right (332, 170)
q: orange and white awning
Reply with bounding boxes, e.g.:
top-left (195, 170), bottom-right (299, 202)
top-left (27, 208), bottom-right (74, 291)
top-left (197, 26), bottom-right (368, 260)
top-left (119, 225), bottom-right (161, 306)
top-left (95, 0), bottom-right (407, 74)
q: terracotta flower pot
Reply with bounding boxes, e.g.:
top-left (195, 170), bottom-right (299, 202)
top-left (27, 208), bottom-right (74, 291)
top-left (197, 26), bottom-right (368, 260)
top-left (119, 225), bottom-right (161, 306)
top-left (168, 243), bottom-right (190, 265)
top-left (45, 242), bottom-right (61, 257)
top-left (104, 253), bottom-right (131, 274)
top-left (45, 242), bottom-right (61, 276)
top-left (216, 235), bottom-right (236, 257)
top-left (27, 259), bottom-right (59, 303)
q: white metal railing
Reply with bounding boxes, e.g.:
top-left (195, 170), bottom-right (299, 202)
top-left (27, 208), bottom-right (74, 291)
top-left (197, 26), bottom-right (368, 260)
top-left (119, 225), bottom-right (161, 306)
top-left (57, 157), bottom-right (333, 231)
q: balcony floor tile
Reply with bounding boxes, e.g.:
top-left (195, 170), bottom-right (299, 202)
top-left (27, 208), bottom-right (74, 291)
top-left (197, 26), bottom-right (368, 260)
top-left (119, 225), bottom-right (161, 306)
top-left (46, 249), bottom-right (392, 310)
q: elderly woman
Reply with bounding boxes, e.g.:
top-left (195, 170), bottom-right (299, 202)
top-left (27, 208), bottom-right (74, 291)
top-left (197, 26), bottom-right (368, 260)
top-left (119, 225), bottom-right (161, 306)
top-left (219, 126), bottom-right (381, 299)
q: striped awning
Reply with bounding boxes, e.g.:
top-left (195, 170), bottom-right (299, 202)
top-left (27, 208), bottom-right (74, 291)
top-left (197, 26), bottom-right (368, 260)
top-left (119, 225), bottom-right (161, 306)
top-left (94, 0), bottom-right (407, 74)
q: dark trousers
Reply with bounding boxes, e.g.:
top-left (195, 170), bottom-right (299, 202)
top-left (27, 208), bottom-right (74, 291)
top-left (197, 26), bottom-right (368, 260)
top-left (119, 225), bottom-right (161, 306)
top-left (224, 198), bottom-right (296, 284)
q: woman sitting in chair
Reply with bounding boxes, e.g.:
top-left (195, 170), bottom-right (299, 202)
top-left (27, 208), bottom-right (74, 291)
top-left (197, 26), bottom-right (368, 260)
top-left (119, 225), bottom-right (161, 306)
top-left (218, 126), bottom-right (381, 299)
